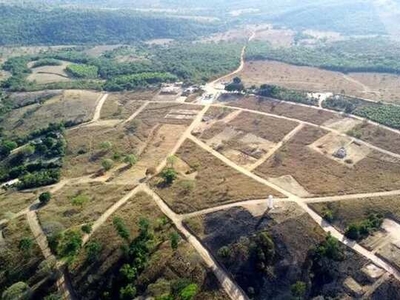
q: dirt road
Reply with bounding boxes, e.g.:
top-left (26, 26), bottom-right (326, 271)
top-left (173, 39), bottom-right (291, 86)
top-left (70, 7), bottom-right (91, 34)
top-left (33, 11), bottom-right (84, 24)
top-left (92, 93), bottom-right (109, 122)
top-left (141, 185), bottom-right (249, 300)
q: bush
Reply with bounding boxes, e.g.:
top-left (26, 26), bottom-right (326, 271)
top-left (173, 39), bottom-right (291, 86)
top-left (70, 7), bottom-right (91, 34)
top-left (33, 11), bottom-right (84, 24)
top-left (81, 223), bottom-right (93, 234)
top-left (291, 281), bottom-right (307, 298)
top-left (119, 284), bottom-right (136, 300)
top-left (18, 237), bottom-right (33, 255)
top-left (85, 241), bottom-right (102, 263)
top-left (102, 158), bottom-right (114, 171)
top-left (161, 167), bottom-right (178, 185)
top-left (179, 283), bottom-right (199, 300)
top-left (2, 282), bottom-right (32, 300)
top-left (71, 194), bottom-right (90, 209)
top-left (124, 154), bottom-right (138, 166)
top-left (57, 230), bottom-right (82, 260)
top-left (344, 213), bottom-right (383, 240)
top-left (170, 231), bottom-right (180, 250)
top-left (39, 191), bottom-right (52, 205)
top-left (113, 217), bottom-right (130, 241)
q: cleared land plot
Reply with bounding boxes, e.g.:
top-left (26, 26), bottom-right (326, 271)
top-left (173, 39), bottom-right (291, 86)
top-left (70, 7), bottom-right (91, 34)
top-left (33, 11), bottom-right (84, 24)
top-left (63, 125), bottom-right (143, 178)
top-left (84, 45), bottom-right (120, 57)
top-left (101, 91), bottom-right (158, 119)
top-left (70, 192), bottom-right (228, 300)
top-left (8, 90), bottom-right (63, 108)
top-left (184, 203), bottom-right (368, 299)
top-left (27, 61), bottom-right (72, 84)
top-left (0, 190), bottom-right (39, 219)
top-left (151, 139), bottom-right (283, 214)
top-left (255, 126), bottom-right (400, 196)
top-left (38, 182), bottom-right (135, 231)
top-left (253, 28), bottom-right (295, 47)
top-left (0, 216), bottom-right (45, 292)
top-left (348, 123), bottom-right (400, 155)
top-left (226, 95), bottom-right (342, 125)
top-left (234, 61), bottom-right (400, 103)
top-left (2, 90), bottom-right (100, 137)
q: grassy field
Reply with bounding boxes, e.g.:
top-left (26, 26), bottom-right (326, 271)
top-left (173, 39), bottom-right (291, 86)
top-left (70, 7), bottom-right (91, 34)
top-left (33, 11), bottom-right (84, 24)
top-left (232, 61), bottom-right (400, 103)
top-left (100, 93), bottom-right (153, 120)
top-left (0, 189), bottom-right (40, 219)
top-left (226, 95), bottom-right (342, 125)
top-left (151, 139), bottom-right (283, 213)
top-left (70, 192), bottom-right (228, 299)
top-left (255, 126), bottom-right (400, 196)
top-left (0, 216), bottom-right (45, 294)
top-left (1, 90), bottom-right (100, 137)
top-left (27, 61), bottom-right (72, 84)
top-left (38, 182), bottom-right (135, 230)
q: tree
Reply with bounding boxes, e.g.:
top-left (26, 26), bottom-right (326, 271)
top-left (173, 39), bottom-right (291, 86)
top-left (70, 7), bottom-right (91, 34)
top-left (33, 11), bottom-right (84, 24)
top-left (124, 154), bottom-right (137, 167)
top-left (58, 230), bottom-right (82, 259)
top-left (113, 217), bottom-right (130, 241)
top-left (2, 282), bottom-right (32, 300)
top-left (18, 237), bottom-right (33, 256)
top-left (233, 77), bottom-right (242, 84)
top-left (119, 284), bottom-right (137, 300)
top-left (161, 168), bottom-right (177, 185)
top-left (120, 264), bottom-right (137, 281)
top-left (179, 283), bottom-right (198, 300)
top-left (217, 246), bottom-right (232, 259)
top-left (85, 241), bottom-right (102, 263)
top-left (21, 145), bottom-right (35, 157)
top-left (81, 223), bottom-right (93, 234)
top-left (291, 281), bottom-right (307, 299)
top-left (167, 155), bottom-right (177, 168)
top-left (170, 231), bottom-right (180, 250)
top-left (39, 191), bottom-right (52, 205)
top-left (100, 141), bottom-right (113, 152)
top-left (102, 158), bottom-right (114, 171)
top-left (0, 140), bottom-right (17, 157)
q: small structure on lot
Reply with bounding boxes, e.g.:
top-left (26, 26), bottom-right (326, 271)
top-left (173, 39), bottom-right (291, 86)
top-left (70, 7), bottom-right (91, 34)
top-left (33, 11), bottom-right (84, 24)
top-left (268, 195), bottom-right (275, 210)
top-left (333, 147), bottom-right (347, 159)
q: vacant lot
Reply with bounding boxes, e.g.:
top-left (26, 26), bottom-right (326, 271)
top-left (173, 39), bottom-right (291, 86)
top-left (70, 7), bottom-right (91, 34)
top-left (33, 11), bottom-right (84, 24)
top-left (233, 61), bottom-right (400, 103)
top-left (70, 192), bottom-right (227, 300)
top-left (151, 139), bottom-right (283, 213)
top-left (0, 216), bottom-right (44, 293)
top-left (184, 203), bottom-right (367, 299)
top-left (27, 61), bottom-right (72, 84)
top-left (226, 95), bottom-right (342, 125)
top-left (101, 91), bottom-right (158, 119)
top-left (8, 90), bottom-right (63, 108)
top-left (348, 123), bottom-right (400, 155)
top-left (0, 190), bottom-right (39, 219)
top-left (255, 126), bottom-right (400, 196)
top-left (253, 28), bottom-right (295, 47)
top-left (2, 90), bottom-right (100, 137)
top-left (38, 182), bottom-right (135, 230)
top-left (63, 125), bottom-right (143, 178)
top-left (309, 196), bottom-right (400, 232)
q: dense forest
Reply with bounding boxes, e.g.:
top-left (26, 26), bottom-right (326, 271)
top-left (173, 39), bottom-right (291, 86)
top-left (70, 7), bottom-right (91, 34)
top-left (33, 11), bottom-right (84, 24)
top-left (0, 4), bottom-right (221, 45)
top-left (246, 38), bottom-right (400, 74)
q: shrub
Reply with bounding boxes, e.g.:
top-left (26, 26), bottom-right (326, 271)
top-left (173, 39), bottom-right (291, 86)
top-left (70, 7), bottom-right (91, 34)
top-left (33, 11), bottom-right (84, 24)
top-left (170, 231), bottom-right (180, 250)
top-left (124, 154), bottom-right (138, 166)
top-left (179, 283), bottom-right (198, 300)
top-left (71, 194), bottom-right (90, 209)
top-left (18, 237), bottom-right (33, 255)
top-left (119, 284), bottom-right (137, 300)
top-left (291, 281), bottom-right (307, 298)
top-left (217, 246), bottom-right (232, 259)
top-left (85, 241), bottom-right (102, 263)
top-left (81, 223), bottom-right (93, 234)
top-left (161, 167), bottom-right (178, 185)
top-left (2, 282), bottom-right (32, 300)
top-left (113, 217), bottom-right (130, 241)
top-left (39, 191), bottom-right (52, 205)
top-left (102, 158), bottom-right (114, 171)
top-left (57, 230), bottom-right (82, 260)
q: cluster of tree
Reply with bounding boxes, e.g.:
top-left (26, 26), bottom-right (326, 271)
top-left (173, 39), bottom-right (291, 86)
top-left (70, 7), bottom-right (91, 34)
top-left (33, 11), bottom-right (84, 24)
top-left (0, 123), bottom-right (66, 189)
top-left (345, 213), bottom-right (383, 241)
top-left (256, 84), bottom-right (317, 106)
top-left (65, 64), bottom-right (99, 79)
top-left (0, 4), bottom-right (220, 45)
top-left (246, 37), bottom-right (400, 74)
top-left (31, 59), bottom-right (62, 68)
top-left (324, 95), bottom-right (400, 130)
top-left (104, 72), bottom-right (177, 92)
top-left (225, 77), bottom-right (245, 92)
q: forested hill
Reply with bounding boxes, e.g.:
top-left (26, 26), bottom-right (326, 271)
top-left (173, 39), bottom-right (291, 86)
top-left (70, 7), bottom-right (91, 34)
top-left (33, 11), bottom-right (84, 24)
top-left (0, 4), bottom-right (221, 46)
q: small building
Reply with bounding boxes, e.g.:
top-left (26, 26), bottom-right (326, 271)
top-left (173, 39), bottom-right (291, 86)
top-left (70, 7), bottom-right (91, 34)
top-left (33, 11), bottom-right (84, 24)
top-left (333, 147), bottom-right (347, 159)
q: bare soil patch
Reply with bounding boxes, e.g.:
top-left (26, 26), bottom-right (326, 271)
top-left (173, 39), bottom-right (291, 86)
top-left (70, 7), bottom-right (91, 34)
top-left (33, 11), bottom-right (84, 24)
top-left (256, 126), bottom-right (400, 196)
top-left (226, 95), bottom-right (342, 125)
top-left (253, 28), bottom-right (295, 47)
top-left (38, 182), bottom-right (135, 230)
top-left (151, 139), bottom-right (283, 214)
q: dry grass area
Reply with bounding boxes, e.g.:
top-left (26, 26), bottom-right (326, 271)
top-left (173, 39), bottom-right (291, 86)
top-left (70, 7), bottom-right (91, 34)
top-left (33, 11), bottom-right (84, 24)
top-left (2, 90), bottom-right (100, 137)
top-left (151, 139), bottom-right (283, 214)
top-left (226, 95), bottom-right (342, 125)
top-left (101, 90), bottom-right (158, 119)
top-left (309, 196), bottom-right (400, 232)
top-left (63, 125), bottom-right (143, 178)
top-left (255, 126), bottom-right (400, 196)
top-left (234, 61), bottom-right (400, 103)
top-left (0, 189), bottom-right (39, 219)
top-left (70, 192), bottom-right (228, 300)
top-left (84, 45), bottom-right (120, 57)
top-left (348, 123), bottom-right (400, 155)
top-left (0, 216), bottom-right (44, 291)
top-left (38, 182), bottom-right (135, 230)
top-left (200, 28), bottom-right (251, 43)
top-left (27, 61), bottom-right (72, 84)
top-left (0, 45), bottom-right (74, 63)
top-left (253, 28), bottom-right (295, 47)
